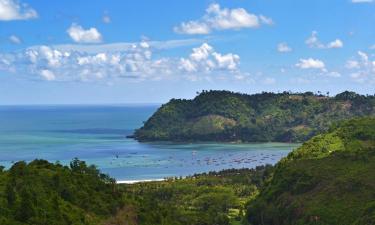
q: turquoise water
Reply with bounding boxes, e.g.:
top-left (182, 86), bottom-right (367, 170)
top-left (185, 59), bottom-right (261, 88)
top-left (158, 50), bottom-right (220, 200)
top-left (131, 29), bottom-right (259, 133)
top-left (0, 105), bottom-right (299, 181)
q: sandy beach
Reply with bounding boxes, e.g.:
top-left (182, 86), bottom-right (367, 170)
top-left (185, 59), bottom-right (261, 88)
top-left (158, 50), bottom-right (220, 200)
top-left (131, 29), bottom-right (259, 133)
top-left (117, 178), bottom-right (165, 184)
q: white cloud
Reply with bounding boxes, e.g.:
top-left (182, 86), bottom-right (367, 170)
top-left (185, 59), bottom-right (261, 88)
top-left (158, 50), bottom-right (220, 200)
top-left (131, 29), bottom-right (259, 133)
top-left (179, 43), bottom-right (240, 74)
top-left (174, 3), bottom-right (272, 35)
top-left (212, 52), bottom-right (240, 70)
top-left (259, 15), bottom-right (274, 25)
top-left (77, 53), bottom-right (108, 65)
top-left (358, 51), bottom-right (369, 62)
top-left (277, 42), bottom-right (292, 53)
top-left (190, 43), bottom-right (213, 61)
top-left (296, 58), bottom-right (325, 70)
top-left (9, 35), bottom-right (21, 44)
top-left (26, 45), bottom-right (69, 68)
top-left (305, 31), bottom-right (324, 48)
top-left (41, 38), bottom-right (203, 54)
top-left (139, 41), bottom-right (150, 49)
top-left (346, 51), bottom-right (375, 83)
top-left (326, 71), bottom-right (341, 78)
top-left (0, 41), bottom-right (244, 82)
top-left (305, 31), bottom-right (343, 49)
top-left (206, 3), bottom-right (259, 30)
top-left (179, 58), bottom-right (197, 72)
top-left (40, 69), bottom-right (56, 81)
top-left (346, 60), bottom-right (360, 69)
top-left (174, 21), bottom-right (210, 34)
top-left (0, 0), bottom-right (37, 21)
top-left (327, 39), bottom-right (344, 49)
top-left (351, 0), bottom-right (373, 3)
top-left (67, 23), bottom-right (102, 43)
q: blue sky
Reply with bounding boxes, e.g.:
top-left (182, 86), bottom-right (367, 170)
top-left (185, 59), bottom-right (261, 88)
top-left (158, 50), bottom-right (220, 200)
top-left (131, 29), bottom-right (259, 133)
top-left (0, 0), bottom-right (374, 104)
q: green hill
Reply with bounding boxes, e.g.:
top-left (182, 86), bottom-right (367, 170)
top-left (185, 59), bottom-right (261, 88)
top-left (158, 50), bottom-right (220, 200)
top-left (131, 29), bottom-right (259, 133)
top-left (245, 117), bottom-right (375, 225)
top-left (133, 90), bottom-right (375, 143)
top-left (0, 159), bottom-right (134, 225)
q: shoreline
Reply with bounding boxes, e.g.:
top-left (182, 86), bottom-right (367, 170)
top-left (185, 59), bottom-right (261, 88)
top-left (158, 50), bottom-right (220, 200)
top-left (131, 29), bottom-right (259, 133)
top-left (117, 178), bottom-right (165, 184)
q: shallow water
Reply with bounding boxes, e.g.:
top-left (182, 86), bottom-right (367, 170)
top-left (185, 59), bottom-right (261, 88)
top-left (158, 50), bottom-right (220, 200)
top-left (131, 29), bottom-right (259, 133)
top-left (0, 105), bottom-right (299, 181)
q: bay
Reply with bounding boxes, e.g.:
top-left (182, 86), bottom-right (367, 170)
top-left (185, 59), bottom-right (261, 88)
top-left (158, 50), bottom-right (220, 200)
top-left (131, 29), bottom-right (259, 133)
top-left (0, 105), bottom-right (299, 181)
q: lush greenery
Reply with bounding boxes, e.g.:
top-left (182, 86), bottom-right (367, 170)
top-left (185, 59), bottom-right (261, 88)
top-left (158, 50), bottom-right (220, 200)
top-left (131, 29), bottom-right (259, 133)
top-left (120, 166), bottom-right (272, 225)
top-left (0, 159), bottom-right (271, 225)
top-left (246, 117), bottom-right (375, 225)
top-left (1, 117), bottom-right (374, 225)
top-left (0, 159), bottom-right (130, 225)
top-left (133, 90), bottom-right (375, 142)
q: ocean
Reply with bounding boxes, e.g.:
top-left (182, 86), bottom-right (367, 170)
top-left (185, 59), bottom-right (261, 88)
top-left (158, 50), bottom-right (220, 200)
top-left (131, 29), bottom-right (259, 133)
top-left (0, 105), bottom-right (299, 181)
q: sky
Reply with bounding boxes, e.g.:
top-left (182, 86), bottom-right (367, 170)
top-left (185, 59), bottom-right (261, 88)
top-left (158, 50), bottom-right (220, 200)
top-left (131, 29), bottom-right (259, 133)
top-left (0, 0), bottom-right (374, 104)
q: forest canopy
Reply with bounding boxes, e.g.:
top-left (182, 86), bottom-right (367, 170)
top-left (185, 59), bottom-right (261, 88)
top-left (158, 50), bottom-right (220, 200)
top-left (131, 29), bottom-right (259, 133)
top-left (133, 90), bottom-right (375, 143)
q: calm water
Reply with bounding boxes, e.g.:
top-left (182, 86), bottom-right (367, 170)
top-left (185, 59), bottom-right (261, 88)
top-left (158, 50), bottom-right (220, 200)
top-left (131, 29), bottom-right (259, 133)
top-left (0, 105), bottom-right (299, 181)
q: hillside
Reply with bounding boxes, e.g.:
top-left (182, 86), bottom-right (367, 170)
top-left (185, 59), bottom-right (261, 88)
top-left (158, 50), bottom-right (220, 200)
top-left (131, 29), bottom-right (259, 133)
top-left (133, 90), bottom-right (375, 143)
top-left (120, 167), bottom-right (272, 225)
top-left (245, 117), bottom-right (375, 225)
top-left (0, 159), bottom-right (135, 225)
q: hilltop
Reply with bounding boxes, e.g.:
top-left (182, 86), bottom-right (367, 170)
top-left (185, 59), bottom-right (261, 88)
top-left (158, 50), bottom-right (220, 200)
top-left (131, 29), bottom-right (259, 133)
top-left (133, 90), bottom-right (375, 142)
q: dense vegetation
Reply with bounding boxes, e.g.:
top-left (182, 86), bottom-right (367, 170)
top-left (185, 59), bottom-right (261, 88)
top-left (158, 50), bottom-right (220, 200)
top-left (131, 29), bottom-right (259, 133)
top-left (0, 159), bottom-right (129, 225)
top-left (120, 166), bottom-right (272, 225)
top-left (246, 117), bottom-right (375, 225)
top-left (0, 159), bottom-right (271, 225)
top-left (133, 90), bottom-right (375, 142)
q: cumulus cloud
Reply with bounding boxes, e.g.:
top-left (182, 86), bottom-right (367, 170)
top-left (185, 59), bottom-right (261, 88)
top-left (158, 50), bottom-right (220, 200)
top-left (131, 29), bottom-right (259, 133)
top-left (67, 23), bottom-right (102, 43)
top-left (295, 58), bottom-right (326, 70)
top-left (277, 42), bottom-right (292, 53)
top-left (174, 21), bottom-right (210, 35)
top-left (0, 0), bottom-right (37, 21)
top-left (179, 43), bottom-right (240, 73)
top-left (305, 31), bottom-right (343, 49)
top-left (0, 41), bottom-right (243, 82)
top-left (9, 35), bottom-right (21, 44)
top-left (174, 3), bottom-right (272, 34)
top-left (346, 51), bottom-right (375, 83)
top-left (327, 39), bottom-right (344, 49)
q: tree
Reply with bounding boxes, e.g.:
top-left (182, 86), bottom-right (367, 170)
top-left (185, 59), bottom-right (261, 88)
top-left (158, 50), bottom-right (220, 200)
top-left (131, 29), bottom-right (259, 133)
top-left (16, 189), bottom-right (35, 222)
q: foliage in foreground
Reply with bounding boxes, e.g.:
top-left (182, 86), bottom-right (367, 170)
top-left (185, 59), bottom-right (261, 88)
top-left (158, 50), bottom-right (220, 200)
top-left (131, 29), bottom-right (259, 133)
top-left (0, 159), bottom-right (128, 225)
top-left (0, 160), bottom-right (272, 225)
top-left (120, 166), bottom-right (272, 225)
top-left (245, 117), bottom-right (375, 225)
top-left (133, 90), bottom-right (375, 143)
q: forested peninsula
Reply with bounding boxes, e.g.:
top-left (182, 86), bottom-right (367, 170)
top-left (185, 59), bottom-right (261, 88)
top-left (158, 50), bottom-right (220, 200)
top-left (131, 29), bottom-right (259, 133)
top-left (133, 90), bottom-right (375, 143)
